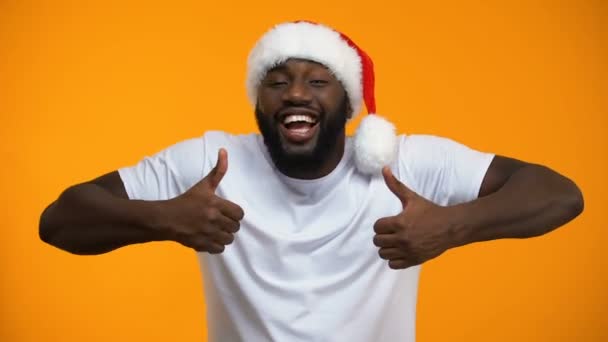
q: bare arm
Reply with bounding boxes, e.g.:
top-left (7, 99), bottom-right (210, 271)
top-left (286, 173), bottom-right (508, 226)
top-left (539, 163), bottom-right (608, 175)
top-left (39, 171), bottom-right (166, 255)
top-left (39, 149), bottom-right (244, 255)
top-left (451, 156), bottom-right (584, 245)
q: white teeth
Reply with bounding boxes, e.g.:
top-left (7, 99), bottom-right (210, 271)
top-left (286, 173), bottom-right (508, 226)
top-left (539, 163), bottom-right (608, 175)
top-left (283, 114), bottom-right (317, 124)
top-left (291, 127), bottom-right (310, 133)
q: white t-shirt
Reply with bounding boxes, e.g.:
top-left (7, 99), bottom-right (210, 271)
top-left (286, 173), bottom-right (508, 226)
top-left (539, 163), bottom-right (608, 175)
top-left (118, 131), bottom-right (494, 342)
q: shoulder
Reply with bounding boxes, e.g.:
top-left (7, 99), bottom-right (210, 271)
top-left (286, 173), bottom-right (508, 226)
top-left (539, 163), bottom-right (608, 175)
top-left (125, 130), bottom-right (261, 177)
top-left (203, 131), bottom-right (260, 148)
top-left (395, 134), bottom-right (494, 204)
top-left (398, 133), bottom-right (491, 165)
top-left (201, 131), bottom-right (262, 158)
top-left (399, 134), bottom-right (465, 155)
top-left (397, 134), bottom-right (455, 171)
top-left (201, 131), bottom-right (267, 172)
top-left (395, 134), bottom-right (450, 189)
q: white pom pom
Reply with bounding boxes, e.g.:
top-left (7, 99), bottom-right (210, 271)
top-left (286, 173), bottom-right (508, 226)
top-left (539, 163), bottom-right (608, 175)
top-left (353, 114), bottom-right (398, 175)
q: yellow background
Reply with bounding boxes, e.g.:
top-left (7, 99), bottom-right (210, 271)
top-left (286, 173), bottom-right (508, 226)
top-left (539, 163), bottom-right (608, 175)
top-left (1, 0), bottom-right (606, 341)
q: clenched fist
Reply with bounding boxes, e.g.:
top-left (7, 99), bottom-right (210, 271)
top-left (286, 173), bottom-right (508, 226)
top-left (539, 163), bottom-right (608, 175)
top-left (373, 167), bottom-right (460, 269)
top-left (159, 148), bottom-right (244, 254)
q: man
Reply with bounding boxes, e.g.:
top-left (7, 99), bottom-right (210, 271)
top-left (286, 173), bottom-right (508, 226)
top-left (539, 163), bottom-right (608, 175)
top-left (39, 21), bottom-right (583, 341)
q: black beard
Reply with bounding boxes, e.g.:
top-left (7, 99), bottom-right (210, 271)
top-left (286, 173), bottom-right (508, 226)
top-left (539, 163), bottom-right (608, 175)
top-left (255, 99), bottom-right (348, 174)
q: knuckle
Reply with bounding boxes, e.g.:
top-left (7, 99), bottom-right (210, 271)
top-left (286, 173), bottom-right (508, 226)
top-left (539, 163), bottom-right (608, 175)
top-left (199, 223), bottom-right (213, 234)
top-left (396, 235), bottom-right (411, 248)
top-left (207, 196), bottom-right (218, 207)
top-left (206, 208), bottom-right (219, 222)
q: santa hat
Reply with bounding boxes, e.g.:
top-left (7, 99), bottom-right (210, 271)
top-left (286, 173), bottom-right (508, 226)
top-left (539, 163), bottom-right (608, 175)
top-left (246, 21), bottom-right (397, 175)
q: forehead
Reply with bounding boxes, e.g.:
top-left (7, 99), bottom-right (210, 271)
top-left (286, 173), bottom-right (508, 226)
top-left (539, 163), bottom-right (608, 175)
top-left (266, 58), bottom-right (333, 75)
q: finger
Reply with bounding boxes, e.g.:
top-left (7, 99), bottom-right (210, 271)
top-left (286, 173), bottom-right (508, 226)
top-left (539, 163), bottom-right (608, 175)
top-left (215, 213), bottom-right (240, 233)
top-left (373, 234), bottom-right (397, 248)
top-left (388, 259), bottom-right (415, 270)
top-left (382, 166), bottom-right (415, 206)
top-left (378, 247), bottom-right (404, 260)
top-left (204, 148), bottom-right (228, 190)
top-left (373, 217), bottom-right (396, 234)
top-left (216, 198), bottom-right (245, 221)
top-left (206, 243), bottom-right (226, 254)
top-left (211, 230), bottom-right (235, 246)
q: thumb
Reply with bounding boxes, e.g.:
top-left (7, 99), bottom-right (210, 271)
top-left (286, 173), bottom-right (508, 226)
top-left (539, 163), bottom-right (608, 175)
top-left (382, 166), bottom-right (415, 207)
top-left (201, 148), bottom-right (228, 191)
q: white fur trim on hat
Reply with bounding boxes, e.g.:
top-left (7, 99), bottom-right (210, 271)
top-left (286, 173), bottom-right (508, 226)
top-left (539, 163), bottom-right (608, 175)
top-left (246, 22), bottom-right (363, 119)
top-left (354, 114), bottom-right (398, 175)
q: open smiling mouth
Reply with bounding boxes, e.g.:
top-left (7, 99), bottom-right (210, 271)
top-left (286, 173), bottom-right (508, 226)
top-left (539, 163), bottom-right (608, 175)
top-left (279, 114), bottom-right (320, 143)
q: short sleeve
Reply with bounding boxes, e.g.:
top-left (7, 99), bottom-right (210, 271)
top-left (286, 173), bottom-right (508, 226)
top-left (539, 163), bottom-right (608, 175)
top-left (397, 135), bottom-right (495, 206)
top-left (118, 137), bottom-right (206, 201)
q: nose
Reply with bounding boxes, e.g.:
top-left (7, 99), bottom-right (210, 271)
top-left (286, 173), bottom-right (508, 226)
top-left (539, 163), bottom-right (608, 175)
top-left (282, 80), bottom-right (312, 105)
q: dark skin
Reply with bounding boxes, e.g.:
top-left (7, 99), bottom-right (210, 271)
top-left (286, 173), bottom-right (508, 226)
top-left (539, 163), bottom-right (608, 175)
top-left (39, 59), bottom-right (584, 271)
top-left (375, 163), bottom-right (583, 269)
top-left (40, 148), bottom-right (242, 255)
top-left (255, 59), bottom-right (351, 179)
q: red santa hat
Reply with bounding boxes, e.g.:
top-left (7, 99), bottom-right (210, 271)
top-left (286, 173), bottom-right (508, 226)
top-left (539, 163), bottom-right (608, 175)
top-left (246, 21), bottom-right (397, 175)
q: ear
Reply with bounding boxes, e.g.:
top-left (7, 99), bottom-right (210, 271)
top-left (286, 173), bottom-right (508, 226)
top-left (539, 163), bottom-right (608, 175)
top-left (345, 96), bottom-right (353, 120)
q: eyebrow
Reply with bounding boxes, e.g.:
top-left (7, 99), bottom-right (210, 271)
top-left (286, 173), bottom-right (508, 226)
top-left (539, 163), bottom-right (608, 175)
top-left (267, 64), bottom-right (287, 73)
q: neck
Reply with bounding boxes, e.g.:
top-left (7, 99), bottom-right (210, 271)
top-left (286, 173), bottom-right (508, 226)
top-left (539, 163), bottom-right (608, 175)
top-left (274, 135), bottom-right (346, 180)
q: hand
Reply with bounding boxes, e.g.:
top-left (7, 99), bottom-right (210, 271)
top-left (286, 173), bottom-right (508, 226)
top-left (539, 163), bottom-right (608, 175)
top-left (159, 148), bottom-right (244, 254)
top-left (373, 167), bottom-right (458, 269)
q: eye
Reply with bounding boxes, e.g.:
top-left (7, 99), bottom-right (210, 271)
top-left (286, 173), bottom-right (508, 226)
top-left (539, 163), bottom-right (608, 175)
top-left (264, 80), bottom-right (288, 88)
top-left (310, 79), bottom-right (329, 87)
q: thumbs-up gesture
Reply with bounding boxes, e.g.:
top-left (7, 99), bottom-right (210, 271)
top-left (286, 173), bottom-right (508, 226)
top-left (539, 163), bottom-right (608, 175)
top-left (159, 148), bottom-right (244, 254)
top-left (373, 167), bottom-right (457, 269)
